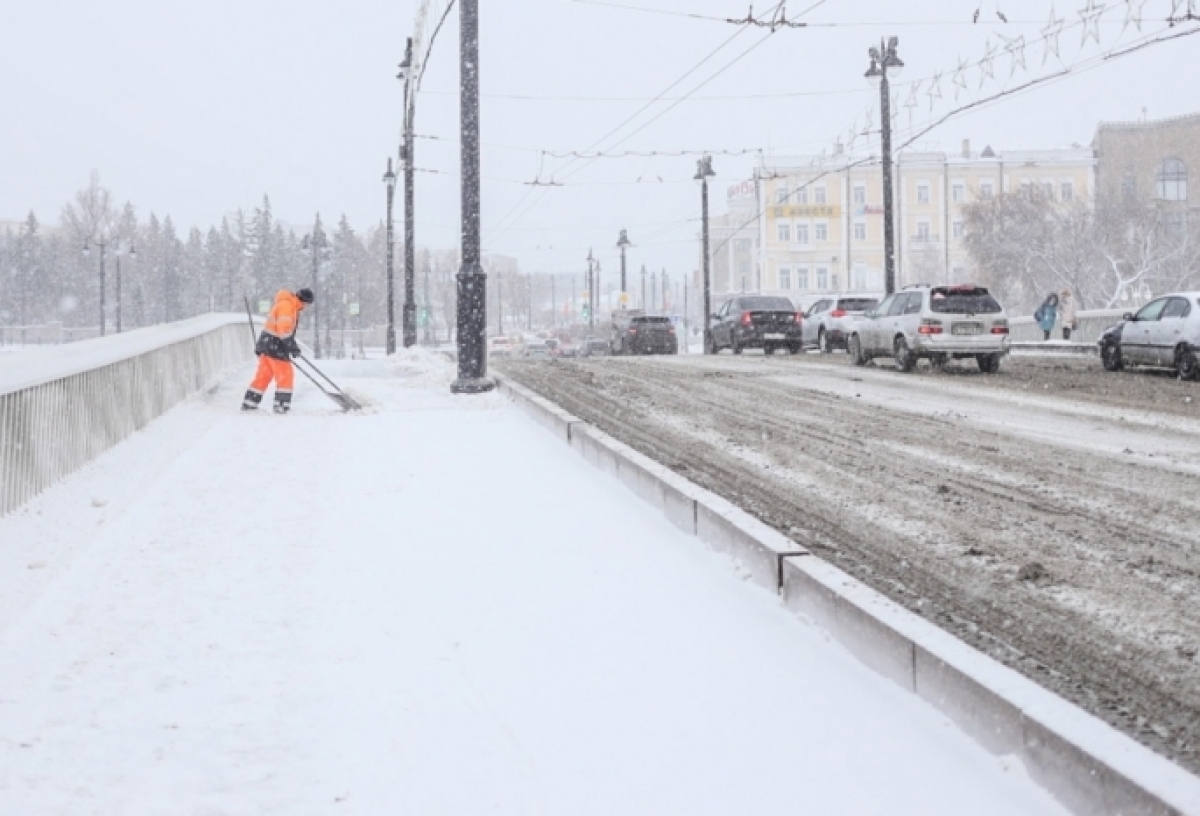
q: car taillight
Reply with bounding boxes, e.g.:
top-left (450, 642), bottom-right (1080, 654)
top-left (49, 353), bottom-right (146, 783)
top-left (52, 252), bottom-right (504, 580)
top-left (741, 311), bottom-right (753, 326)
top-left (991, 327), bottom-right (1009, 335)
top-left (831, 309), bottom-right (847, 318)
top-left (794, 312), bottom-right (803, 324)
top-left (918, 319), bottom-right (944, 335)
top-left (628, 328), bottom-right (638, 334)
top-left (668, 327), bottom-right (676, 333)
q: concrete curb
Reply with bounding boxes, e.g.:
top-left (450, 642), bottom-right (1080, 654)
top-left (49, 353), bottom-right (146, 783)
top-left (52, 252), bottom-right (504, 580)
top-left (495, 375), bottom-right (1200, 816)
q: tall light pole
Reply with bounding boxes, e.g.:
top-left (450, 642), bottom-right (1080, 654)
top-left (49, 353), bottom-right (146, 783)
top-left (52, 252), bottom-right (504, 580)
top-left (399, 37), bottom-right (418, 349)
top-left (586, 249), bottom-right (596, 330)
top-left (384, 158), bottom-right (397, 354)
top-left (452, 0), bottom-right (493, 393)
top-left (695, 155), bottom-right (715, 354)
top-left (617, 229), bottom-right (631, 309)
top-left (640, 264), bottom-right (647, 311)
top-left (866, 37), bottom-right (904, 295)
top-left (114, 241), bottom-right (135, 333)
top-left (82, 237), bottom-right (109, 336)
top-left (302, 217), bottom-right (329, 358)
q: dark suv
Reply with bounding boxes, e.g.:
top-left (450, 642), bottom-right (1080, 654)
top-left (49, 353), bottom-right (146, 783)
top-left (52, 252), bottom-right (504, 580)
top-left (610, 313), bottom-right (679, 355)
top-left (709, 296), bottom-right (802, 355)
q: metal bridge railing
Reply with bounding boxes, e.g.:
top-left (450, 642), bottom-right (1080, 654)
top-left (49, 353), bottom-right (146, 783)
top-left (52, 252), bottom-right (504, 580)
top-left (0, 314), bottom-right (256, 517)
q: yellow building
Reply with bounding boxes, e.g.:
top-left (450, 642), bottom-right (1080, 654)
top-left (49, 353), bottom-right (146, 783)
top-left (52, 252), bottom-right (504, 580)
top-left (753, 144), bottom-right (1095, 304)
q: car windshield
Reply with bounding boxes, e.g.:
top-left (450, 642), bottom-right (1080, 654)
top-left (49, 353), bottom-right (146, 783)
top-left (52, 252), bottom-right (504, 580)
top-left (739, 297), bottom-right (794, 311)
top-left (928, 287), bottom-right (1002, 315)
top-left (838, 298), bottom-right (878, 312)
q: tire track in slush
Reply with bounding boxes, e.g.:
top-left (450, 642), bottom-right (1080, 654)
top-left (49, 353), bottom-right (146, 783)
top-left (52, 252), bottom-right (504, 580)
top-left (499, 357), bottom-right (1200, 774)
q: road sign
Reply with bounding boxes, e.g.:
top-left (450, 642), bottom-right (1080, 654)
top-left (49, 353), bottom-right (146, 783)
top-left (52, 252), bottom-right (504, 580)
top-left (619, 292), bottom-right (630, 307)
top-left (348, 303), bottom-right (360, 316)
top-left (257, 300), bottom-right (270, 314)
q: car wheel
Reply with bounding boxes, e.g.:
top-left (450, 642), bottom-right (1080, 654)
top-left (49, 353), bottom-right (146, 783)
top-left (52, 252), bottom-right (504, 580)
top-left (1177, 345), bottom-right (1200, 381)
top-left (976, 353), bottom-right (1001, 374)
top-left (893, 336), bottom-right (915, 372)
top-left (849, 334), bottom-right (867, 367)
top-left (818, 328), bottom-right (832, 354)
top-left (1101, 342), bottom-right (1124, 372)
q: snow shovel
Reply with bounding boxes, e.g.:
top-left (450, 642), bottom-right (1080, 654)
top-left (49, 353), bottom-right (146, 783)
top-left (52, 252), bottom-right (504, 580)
top-left (292, 355), bottom-right (363, 412)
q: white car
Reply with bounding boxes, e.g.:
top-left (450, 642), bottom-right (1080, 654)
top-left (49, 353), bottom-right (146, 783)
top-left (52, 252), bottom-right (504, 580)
top-left (849, 285), bottom-right (1010, 373)
top-left (488, 336), bottom-right (512, 358)
top-left (802, 295), bottom-right (882, 353)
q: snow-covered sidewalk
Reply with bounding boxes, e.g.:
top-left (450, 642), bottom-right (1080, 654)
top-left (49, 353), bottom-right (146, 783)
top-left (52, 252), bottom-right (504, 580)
top-left (0, 353), bottom-right (1068, 815)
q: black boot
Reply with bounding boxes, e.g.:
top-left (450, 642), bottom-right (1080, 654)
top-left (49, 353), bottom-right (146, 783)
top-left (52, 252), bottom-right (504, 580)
top-left (273, 391), bottom-right (292, 415)
top-left (242, 390), bottom-right (263, 411)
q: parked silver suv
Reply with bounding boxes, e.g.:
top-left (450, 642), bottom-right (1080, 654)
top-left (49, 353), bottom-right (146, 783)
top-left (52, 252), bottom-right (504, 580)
top-left (848, 285), bottom-right (1010, 373)
top-left (802, 294), bottom-right (882, 353)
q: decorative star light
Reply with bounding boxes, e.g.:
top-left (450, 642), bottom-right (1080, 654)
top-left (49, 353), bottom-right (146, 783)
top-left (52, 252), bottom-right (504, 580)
top-left (978, 41), bottom-right (998, 88)
top-left (952, 57), bottom-right (970, 99)
top-left (1042, 7), bottom-right (1065, 63)
top-left (1079, 0), bottom-right (1106, 46)
top-left (904, 80), bottom-right (922, 108)
top-left (1123, 0), bottom-right (1147, 32)
top-left (998, 34), bottom-right (1027, 75)
top-left (927, 72), bottom-right (943, 110)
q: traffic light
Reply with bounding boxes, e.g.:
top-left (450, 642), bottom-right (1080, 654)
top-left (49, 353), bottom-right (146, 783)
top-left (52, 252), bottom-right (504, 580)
top-left (418, 306), bottom-right (430, 327)
top-left (582, 302), bottom-right (591, 320)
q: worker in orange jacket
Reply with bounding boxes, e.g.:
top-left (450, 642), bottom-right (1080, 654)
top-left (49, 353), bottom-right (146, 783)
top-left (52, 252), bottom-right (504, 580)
top-left (242, 288), bottom-right (314, 414)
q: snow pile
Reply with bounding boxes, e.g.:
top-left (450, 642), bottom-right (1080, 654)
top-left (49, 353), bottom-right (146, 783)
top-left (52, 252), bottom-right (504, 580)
top-left (387, 346), bottom-right (507, 409)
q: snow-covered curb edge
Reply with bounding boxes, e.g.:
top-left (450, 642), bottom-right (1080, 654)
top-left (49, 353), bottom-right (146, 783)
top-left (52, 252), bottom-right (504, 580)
top-left (496, 374), bottom-right (1200, 816)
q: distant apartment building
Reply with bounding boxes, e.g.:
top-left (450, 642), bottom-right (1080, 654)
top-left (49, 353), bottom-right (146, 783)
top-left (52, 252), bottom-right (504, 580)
top-left (733, 143), bottom-right (1095, 303)
top-left (1094, 111), bottom-right (1199, 235)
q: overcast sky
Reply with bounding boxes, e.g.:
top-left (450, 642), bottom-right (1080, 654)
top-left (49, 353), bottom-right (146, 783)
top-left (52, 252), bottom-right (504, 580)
top-left (3, 0), bottom-right (1198, 282)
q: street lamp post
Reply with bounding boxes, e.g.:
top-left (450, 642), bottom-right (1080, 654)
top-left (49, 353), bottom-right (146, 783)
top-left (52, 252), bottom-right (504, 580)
top-left (616, 229), bottom-right (631, 308)
top-left (586, 249), bottom-right (595, 331)
top-left (866, 37), bottom-right (904, 296)
top-left (114, 241), bottom-right (135, 333)
top-left (384, 158), bottom-right (397, 354)
top-left (398, 37), bottom-right (418, 349)
top-left (302, 217), bottom-right (329, 358)
top-left (695, 155), bottom-right (715, 354)
top-left (82, 237), bottom-right (110, 336)
top-left (451, 0), bottom-right (494, 393)
top-left (641, 265), bottom-right (647, 311)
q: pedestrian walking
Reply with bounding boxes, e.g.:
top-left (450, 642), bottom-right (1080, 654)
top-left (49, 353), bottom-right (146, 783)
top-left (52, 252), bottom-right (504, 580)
top-left (1034, 293), bottom-right (1059, 342)
top-left (242, 288), bottom-right (314, 414)
top-left (1060, 288), bottom-right (1078, 341)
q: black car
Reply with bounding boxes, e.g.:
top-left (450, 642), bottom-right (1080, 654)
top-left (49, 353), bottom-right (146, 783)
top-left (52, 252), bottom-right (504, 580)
top-left (709, 296), bottom-right (803, 355)
top-left (610, 314), bottom-right (679, 355)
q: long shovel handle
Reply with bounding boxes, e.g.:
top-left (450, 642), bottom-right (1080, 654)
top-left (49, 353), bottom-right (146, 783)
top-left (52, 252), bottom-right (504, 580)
top-left (294, 354), bottom-right (346, 394)
top-left (291, 356), bottom-right (337, 397)
top-left (243, 296), bottom-right (259, 350)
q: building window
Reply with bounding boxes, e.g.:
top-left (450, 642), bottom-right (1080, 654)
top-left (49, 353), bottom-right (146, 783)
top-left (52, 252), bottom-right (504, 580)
top-left (796, 187), bottom-right (808, 204)
top-left (854, 221), bottom-right (867, 241)
top-left (1042, 181), bottom-right (1054, 199)
top-left (815, 187), bottom-right (827, 204)
top-left (779, 267), bottom-right (792, 290)
top-left (815, 222), bottom-right (828, 242)
top-left (1157, 158), bottom-right (1188, 201)
top-left (797, 266), bottom-right (810, 290)
top-left (853, 263), bottom-right (867, 290)
top-left (853, 185), bottom-right (866, 205)
top-left (980, 181), bottom-right (994, 199)
top-left (951, 183), bottom-right (965, 203)
top-left (831, 273), bottom-right (839, 291)
top-left (776, 185), bottom-right (790, 204)
top-left (1061, 181), bottom-right (1075, 202)
top-left (1122, 174), bottom-right (1137, 201)
top-left (816, 267), bottom-right (829, 290)
top-left (777, 222), bottom-right (791, 242)
top-left (952, 220), bottom-right (964, 239)
top-left (735, 239), bottom-right (753, 253)
top-left (916, 221), bottom-right (931, 242)
top-left (739, 260), bottom-right (751, 276)
top-left (917, 183), bottom-right (930, 204)
top-left (796, 223), bottom-right (810, 245)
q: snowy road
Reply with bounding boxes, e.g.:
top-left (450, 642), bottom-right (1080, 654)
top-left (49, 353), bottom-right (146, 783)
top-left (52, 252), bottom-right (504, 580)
top-left (498, 353), bottom-right (1200, 776)
top-left (0, 353), bottom-right (1067, 815)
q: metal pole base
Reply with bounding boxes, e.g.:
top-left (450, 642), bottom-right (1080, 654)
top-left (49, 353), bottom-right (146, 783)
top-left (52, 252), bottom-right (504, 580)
top-left (450, 376), bottom-right (496, 394)
top-left (403, 302), bottom-right (418, 348)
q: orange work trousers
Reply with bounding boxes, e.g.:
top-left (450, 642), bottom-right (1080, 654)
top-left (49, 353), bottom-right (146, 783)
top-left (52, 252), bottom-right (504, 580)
top-left (248, 355), bottom-right (294, 398)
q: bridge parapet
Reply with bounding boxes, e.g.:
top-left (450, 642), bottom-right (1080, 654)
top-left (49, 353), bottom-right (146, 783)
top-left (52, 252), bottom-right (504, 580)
top-left (0, 314), bottom-right (255, 516)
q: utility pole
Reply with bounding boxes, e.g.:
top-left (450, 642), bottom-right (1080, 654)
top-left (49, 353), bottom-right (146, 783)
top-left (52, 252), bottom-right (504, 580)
top-left (451, 0), bottom-right (493, 392)
top-left (640, 264), bottom-right (647, 311)
top-left (302, 216), bottom-right (328, 358)
top-left (866, 37), bottom-right (903, 295)
top-left (617, 229), bottom-right (631, 309)
top-left (696, 155), bottom-right (715, 354)
top-left (595, 261), bottom-right (602, 322)
top-left (384, 158), bottom-right (397, 354)
top-left (400, 37), bottom-right (418, 349)
top-left (82, 237), bottom-right (109, 336)
top-left (551, 275), bottom-right (557, 328)
top-left (586, 250), bottom-right (596, 331)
